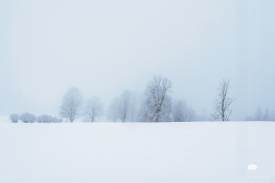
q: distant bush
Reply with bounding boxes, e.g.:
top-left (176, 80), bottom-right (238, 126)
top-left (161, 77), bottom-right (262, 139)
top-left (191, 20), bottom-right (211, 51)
top-left (10, 114), bottom-right (19, 123)
top-left (37, 115), bottom-right (52, 123)
top-left (52, 117), bottom-right (63, 123)
top-left (37, 115), bottom-right (63, 123)
top-left (20, 113), bottom-right (36, 123)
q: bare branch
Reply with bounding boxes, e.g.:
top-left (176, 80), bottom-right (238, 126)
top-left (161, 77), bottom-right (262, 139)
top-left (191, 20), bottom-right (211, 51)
top-left (211, 79), bottom-right (235, 121)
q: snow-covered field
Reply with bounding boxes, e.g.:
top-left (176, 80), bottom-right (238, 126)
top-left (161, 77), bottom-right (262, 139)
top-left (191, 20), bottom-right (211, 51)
top-left (0, 122), bottom-right (274, 183)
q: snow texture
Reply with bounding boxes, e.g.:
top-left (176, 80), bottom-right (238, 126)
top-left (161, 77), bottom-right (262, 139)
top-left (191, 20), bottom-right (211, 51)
top-left (0, 122), bottom-right (274, 183)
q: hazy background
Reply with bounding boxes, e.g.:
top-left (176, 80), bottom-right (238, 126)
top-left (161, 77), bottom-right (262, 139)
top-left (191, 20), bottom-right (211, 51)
top-left (0, 0), bottom-right (274, 120)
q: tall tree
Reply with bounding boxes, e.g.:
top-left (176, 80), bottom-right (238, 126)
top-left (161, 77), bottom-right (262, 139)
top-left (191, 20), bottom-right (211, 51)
top-left (211, 79), bottom-right (235, 121)
top-left (59, 87), bottom-right (83, 122)
top-left (140, 75), bottom-right (172, 122)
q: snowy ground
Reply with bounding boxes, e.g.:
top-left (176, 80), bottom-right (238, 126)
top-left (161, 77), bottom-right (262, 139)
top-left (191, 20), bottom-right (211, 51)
top-left (0, 122), bottom-right (274, 183)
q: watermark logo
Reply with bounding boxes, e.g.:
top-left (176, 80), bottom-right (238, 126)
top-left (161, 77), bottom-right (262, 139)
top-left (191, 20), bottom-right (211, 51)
top-left (235, 175), bottom-right (270, 180)
top-left (247, 164), bottom-right (257, 171)
top-left (235, 164), bottom-right (270, 180)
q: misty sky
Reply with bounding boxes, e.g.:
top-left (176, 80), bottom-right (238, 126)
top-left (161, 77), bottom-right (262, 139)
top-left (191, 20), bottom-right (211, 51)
top-left (0, 0), bottom-right (274, 120)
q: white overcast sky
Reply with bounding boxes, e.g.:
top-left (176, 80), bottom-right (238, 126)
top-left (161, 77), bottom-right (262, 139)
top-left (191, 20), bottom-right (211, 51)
top-left (0, 0), bottom-right (275, 120)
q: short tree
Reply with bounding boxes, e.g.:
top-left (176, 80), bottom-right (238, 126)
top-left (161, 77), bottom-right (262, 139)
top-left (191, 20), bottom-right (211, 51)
top-left (140, 75), bottom-right (172, 122)
top-left (59, 87), bottom-right (83, 122)
top-left (83, 97), bottom-right (104, 122)
top-left (211, 79), bottom-right (235, 121)
top-left (20, 113), bottom-right (36, 123)
top-left (10, 114), bottom-right (19, 123)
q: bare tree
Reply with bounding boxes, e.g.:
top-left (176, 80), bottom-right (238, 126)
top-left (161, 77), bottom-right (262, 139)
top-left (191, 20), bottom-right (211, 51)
top-left (83, 97), bottom-right (104, 122)
top-left (10, 114), bottom-right (19, 123)
top-left (20, 113), bottom-right (36, 123)
top-left (117, 90), bottom-right (131, 122)
top-left (59, 87), bottom-right (83, 122)
top-left (140, 75), bottom-right (172, 122)
top-left (211, 79), bottom-right (235, 121)
top-left (107, 97), bottom-right (119, 122)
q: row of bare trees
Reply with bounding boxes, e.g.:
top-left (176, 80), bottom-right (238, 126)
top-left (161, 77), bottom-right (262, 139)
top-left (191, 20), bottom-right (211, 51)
top-left (58, 75), bottom-right (209, 122)
top-left (10, 75), bottom-right (236, 123)
top-left (59, 87), bottom-right (104, 122)
top-left (10, 75), bottom-right (272, 123)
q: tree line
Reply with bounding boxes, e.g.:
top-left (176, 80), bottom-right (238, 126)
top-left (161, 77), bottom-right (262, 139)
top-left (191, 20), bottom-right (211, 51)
top-left (9, 75), bottom-right (274, 123)
top-left (58, 76), bottom-right (238, 122)
top-left (10, 113), bottom-right (62, 123)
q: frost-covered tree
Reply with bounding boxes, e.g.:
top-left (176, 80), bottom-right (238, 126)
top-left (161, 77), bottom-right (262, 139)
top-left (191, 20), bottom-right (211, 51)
top-left (211, 79), bottom-right (235, 121)
top-left (10, 114), bottom-right (19, 123)
top-left (107, 91), bottom-right (140, 122)
top-left (20, 113), bottom-right (36, 123)
top-left (172, 100), bottom-right (196, 122)
top-left (107, 97), bottom-right (119, 122)
top-left (140, 75), bottom-right (172, 122)
top-left (37, 115), bottom-right (52, 123)
top-left (83, 97), bottom-right (104, 122)
top-left (117, 90), bottom-right (131, 122)
top-left (59, 87), bottom-right (83, 122)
